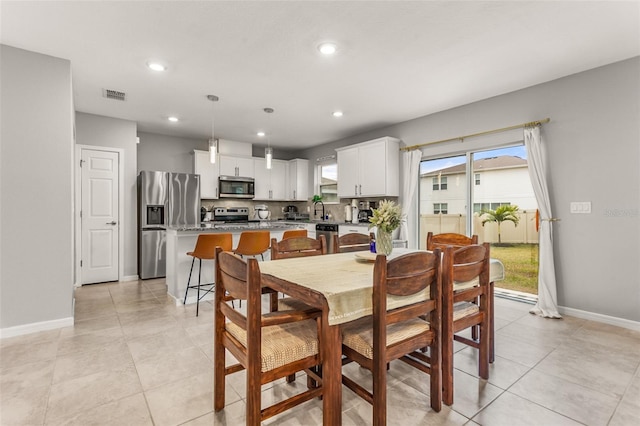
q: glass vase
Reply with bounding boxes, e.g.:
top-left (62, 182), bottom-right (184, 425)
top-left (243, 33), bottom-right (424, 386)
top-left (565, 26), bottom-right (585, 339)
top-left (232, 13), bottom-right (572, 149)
top-left (376, 229), bottom-right (393, 256)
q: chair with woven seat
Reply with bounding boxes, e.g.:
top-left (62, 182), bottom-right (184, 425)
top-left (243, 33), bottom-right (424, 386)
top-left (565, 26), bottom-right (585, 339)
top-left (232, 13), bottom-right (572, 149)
top-left (214, 248), bottom-right (323, 425)
top-left (333, 232), bottom-right (374, 253)
top-left (426, 231), bottom-right (492, 361)
top-left (234, 230), bottom-right (271, 261)
top-left (282, 229), bottom-right (307, 240)
top-left (183, 233), bottom-right (232, 316)
top-left (270, 234), bottom-right (327, 383)
top-left (341, 250), bottom-right (443, 425)
top-left (270, 235), bottom-right (327, 260)
top-left (441, 243), bottom-right (491, 406)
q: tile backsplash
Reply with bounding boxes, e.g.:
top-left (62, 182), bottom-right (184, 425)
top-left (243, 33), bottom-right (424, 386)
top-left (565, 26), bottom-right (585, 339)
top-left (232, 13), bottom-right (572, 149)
top-left (201, 196), bottom-right (397, 223)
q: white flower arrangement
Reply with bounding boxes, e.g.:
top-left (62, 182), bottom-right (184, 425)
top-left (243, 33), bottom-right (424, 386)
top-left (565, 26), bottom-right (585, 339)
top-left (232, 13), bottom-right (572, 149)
top-left (368, 200), bottom-right (403, 233)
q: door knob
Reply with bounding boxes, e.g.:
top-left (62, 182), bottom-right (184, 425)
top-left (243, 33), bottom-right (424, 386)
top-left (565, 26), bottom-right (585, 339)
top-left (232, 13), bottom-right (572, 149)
top-left (106, 221), bottom-right (117, 225)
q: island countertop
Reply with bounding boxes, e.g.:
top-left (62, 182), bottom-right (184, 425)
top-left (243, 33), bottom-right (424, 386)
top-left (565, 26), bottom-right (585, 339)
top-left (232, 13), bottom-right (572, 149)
top-left (167, 221), bottom-right (304, 233)
top-left (165, 222), bottom-right (305, 305)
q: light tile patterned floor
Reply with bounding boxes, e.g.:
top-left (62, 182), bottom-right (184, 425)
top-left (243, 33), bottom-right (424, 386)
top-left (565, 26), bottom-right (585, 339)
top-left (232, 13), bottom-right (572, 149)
top-left (1, 279), bottom-right (639, 425)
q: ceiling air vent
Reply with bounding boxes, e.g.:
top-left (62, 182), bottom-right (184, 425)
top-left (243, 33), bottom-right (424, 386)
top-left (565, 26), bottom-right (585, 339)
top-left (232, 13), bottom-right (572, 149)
top-left (103, 89), bottom-right (126, 101)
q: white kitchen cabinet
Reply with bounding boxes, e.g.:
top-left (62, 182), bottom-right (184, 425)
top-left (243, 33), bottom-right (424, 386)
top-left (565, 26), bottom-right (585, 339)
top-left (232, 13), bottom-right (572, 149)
top-left (287, 159), bottom-right (309, 201)
top-left (219, 154), bottom-right (254, 178)
top-left (254, 158), bottom-right (287, 200)
top-left (336, 137), bottom-right (400, 198)
top-left (193, 149), bottom-right (219, 199)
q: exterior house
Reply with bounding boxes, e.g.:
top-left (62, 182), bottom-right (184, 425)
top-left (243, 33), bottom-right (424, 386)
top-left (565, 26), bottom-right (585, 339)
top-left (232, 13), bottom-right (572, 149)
top-left (420, 155), bottom-right (537, 215)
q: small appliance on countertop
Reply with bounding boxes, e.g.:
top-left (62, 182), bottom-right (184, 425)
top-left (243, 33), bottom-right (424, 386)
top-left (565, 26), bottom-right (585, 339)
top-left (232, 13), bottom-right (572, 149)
top-left (358, 209), bottom-right (373, 223)
top-left (254, 204), bottom-right (270, 220)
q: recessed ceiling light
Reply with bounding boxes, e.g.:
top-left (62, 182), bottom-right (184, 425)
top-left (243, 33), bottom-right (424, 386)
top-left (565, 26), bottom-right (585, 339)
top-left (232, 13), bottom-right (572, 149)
top-left (257, 131), bottom-right (266, 137)
top-left (332, 111), bottom-right (344, 118)
top-left (147, 62), bottom-right (167, 72)
top-left (318, 43), bottom-right (337, 55)
top-left (168, 116), bottom-right (179, 122)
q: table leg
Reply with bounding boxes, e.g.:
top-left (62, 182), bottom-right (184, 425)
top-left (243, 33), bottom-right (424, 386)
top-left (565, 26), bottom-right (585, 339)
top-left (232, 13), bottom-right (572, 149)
top-left (322, 313), bottom-right (342, 426)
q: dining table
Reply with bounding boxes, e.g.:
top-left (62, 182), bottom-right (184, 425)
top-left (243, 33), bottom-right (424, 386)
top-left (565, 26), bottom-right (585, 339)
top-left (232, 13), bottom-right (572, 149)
top-left (258, 248), bottom-right (504, 425)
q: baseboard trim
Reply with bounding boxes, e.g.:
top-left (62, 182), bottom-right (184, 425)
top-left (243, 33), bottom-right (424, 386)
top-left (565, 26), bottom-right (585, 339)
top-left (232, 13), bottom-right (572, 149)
top-left (0, 316), bottom-right (74, 339)
top-left (558, 306), bottom-right (640, 332)
top-left (121, 274), bottom-right (139, 282)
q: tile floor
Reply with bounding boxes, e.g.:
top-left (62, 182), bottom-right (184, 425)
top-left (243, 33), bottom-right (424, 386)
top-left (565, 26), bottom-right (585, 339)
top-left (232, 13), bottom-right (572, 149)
top-left (1, 279), bottom-right (639, 425)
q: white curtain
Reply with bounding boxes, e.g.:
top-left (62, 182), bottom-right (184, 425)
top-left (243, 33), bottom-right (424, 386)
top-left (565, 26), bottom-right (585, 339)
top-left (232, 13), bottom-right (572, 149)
top-left (399, 149), bottom-right (422, 243)
top-left (524, 125), bottom-right (562, 318)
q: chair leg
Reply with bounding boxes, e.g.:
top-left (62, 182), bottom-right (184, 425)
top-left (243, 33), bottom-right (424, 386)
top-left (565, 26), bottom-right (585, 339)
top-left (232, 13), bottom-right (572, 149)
top-left (442, 311), bottom-right (454, 406)
top-left (489, 281), bottom-right (495, 363)
top-left (184, 257), bottom-right (196, 305)
top-left (196, 258), bottom-right (202, 317)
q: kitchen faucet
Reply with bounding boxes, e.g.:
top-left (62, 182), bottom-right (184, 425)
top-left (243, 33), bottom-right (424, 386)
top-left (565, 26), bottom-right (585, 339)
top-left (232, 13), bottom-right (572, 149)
top-left (313, 200), bottom-right (325, 220)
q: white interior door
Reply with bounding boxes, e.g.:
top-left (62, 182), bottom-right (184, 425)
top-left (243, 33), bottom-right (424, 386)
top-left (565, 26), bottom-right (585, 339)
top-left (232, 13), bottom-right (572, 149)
top-left (81, 149), bottom-right (119, 284)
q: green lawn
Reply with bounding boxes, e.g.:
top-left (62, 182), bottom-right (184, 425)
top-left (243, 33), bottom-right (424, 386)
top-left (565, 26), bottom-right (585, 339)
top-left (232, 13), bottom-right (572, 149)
top-left (489, 244), bottom-right (539, 294)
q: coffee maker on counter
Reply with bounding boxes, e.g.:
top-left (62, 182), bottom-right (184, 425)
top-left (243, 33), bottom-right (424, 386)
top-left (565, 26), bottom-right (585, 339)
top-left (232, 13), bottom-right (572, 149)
top-left (358, 200), bottom-right (375, 223)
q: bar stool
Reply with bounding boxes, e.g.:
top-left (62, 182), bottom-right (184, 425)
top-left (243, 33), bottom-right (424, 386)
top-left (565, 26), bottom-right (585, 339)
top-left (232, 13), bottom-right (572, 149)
top-left (233, 230), bottom-right (271, 261)
top-left (184, 233), bottom-right (232, 316)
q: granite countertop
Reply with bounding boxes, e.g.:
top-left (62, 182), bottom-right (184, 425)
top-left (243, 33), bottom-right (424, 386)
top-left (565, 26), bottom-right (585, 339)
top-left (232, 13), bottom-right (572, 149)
top-left (168, 221), bottom-right (304, 232)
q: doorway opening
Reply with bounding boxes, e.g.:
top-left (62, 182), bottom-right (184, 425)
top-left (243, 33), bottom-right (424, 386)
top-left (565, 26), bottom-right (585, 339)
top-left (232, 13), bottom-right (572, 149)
top-left (419, 144), bottom-right (539, 297)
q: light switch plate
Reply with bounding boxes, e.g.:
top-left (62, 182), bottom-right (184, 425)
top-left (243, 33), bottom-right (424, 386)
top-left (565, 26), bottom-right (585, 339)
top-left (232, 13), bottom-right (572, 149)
top-left (570, 201), bottom-right (591, 214)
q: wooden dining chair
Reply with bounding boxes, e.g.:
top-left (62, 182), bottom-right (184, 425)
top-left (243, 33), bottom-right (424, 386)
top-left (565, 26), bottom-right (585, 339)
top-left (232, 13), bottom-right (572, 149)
top-left (270, 235), bottom-right (327, 312)
top-left (441, 243), bottom-right (491, 406)
top-left (341, 251), bottom-right (443, 425)
top-left (426, 231), bottom-right (478, 251)
top-left (183, 233), bottom-right (232, 316)
top-left (213, 248), bottom-right (323, 425)
top-left (234, 230), bottom-right (271, 261)
top-left (282, 229), bottom-right (307, 239)
top-left (426, 231), bottom-right (493, 362)
top-left (333, 232), bottom-right (374, 253)
top-left (270, 235), bottom-right (327, 259)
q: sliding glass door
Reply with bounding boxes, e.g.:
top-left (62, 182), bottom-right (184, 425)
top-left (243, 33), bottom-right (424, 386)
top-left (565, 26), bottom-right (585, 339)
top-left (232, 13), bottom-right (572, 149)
top-left (419, 144), bottom-right (540, 295)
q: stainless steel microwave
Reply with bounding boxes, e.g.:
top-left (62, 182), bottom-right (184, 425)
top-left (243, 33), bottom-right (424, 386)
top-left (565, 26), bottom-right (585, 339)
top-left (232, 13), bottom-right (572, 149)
top-left (219, 175), bottom-right (255, 199)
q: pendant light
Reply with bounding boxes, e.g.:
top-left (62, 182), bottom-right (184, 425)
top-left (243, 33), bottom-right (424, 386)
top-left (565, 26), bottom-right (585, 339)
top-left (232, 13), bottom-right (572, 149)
top-left (207, 95), bottom-right (219, 163)
top-left (264, 107), bottom-right (274, 169)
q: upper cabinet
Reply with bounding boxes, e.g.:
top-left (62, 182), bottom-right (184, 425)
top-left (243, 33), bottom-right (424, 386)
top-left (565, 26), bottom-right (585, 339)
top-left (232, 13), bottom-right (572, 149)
top-left (254, 158), bottom-right (287, 200)
top-left (193, 149), bottom-right (220, 199)
top-left (287, 159), bottom-right (309, 201)
top-left (219, 154), bottom-right (254, 178)
top-left (336, 137), bottom-right (400, 198)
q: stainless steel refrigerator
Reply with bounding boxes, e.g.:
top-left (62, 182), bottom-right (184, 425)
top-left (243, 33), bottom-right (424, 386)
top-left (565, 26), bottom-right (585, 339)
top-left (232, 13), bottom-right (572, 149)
top-left (138, 171), bottom-right (200, 279)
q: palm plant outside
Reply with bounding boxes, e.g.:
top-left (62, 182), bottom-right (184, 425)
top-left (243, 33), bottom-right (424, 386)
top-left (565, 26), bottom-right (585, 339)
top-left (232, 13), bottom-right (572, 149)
top-left (481, 205), bottom-right (520, 244)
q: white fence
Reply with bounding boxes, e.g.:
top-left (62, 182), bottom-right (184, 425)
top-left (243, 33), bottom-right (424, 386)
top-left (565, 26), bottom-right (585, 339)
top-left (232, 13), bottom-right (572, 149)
top-left (419, 210), bottom-right (539, 248)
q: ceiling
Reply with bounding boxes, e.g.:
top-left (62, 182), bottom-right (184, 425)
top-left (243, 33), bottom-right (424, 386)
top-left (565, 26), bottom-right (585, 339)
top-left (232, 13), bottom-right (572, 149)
top-left (2, 1), bottom-right (638, 150)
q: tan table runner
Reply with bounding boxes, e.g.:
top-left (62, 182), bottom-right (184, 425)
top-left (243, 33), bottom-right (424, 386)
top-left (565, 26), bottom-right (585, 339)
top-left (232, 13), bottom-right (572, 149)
top-left (259, 249), bottom-right (504, 326)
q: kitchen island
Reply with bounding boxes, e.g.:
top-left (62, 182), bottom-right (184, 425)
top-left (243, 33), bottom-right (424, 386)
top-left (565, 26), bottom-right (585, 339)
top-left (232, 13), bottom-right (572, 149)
top-left (166, 222), bottom-right (304, 305)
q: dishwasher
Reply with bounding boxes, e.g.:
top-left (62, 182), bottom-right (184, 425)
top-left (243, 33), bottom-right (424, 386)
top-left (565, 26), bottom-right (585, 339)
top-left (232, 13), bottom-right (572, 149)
top-left (315, 223), bottom-right (338, 254)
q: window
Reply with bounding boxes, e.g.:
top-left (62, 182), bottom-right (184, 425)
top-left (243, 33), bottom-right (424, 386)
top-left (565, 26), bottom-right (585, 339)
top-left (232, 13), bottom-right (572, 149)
top-left (432, 176), bottom-right (448, 190)
top-left (475, 173), bottom-right (481, 185)
top-left (317, 162), bottom-right (338, 203)
top-left (433, 203), bottom-right (448, 214)
top-left (473, 202), bottom-right (511, 214)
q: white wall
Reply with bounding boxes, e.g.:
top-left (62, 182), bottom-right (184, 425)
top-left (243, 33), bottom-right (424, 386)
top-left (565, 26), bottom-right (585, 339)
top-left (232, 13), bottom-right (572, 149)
top-left (297, 57), bottom-right (640, 323)
top-left (137, 132), bottom-right (206, 174)
top-left (75, 112), bottom-right (138, 278)
top-left (1, 45), bottom-right (74, 332)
